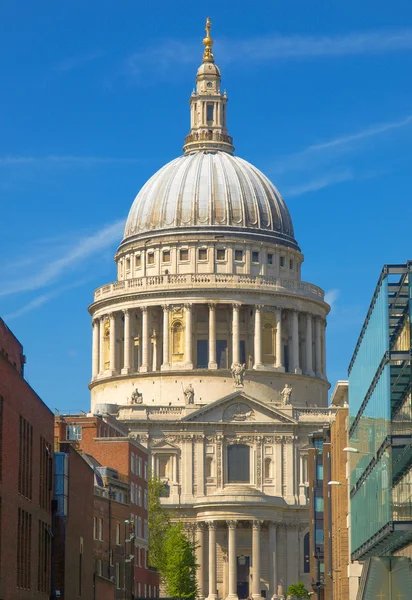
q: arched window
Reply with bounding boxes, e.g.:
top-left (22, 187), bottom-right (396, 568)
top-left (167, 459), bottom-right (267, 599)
top-left (262, 323), bottom-right (275, 359)
top-left (303, 532), bottom-right (310, 573)
top-left (172, 322), bottom-right (183, 355)
top-left (264, 457), bottom-right (272, 480)
top-left (227, 444), bottom-right (250, 483)
top-left (206, 456), bottom-right (214, 478)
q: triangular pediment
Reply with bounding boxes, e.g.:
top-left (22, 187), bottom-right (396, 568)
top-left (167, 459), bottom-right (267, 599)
top-left (151, 440), bottom-right (179, 451)
top-left (181, 392), bottom-right (297, 424)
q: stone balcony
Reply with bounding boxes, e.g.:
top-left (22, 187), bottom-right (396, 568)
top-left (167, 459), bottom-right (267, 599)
top-left (93, 273), bottom-right (325, 302)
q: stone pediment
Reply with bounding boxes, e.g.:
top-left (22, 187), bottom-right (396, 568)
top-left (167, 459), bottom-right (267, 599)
top-left (181, 392), bottom-right (297, 424)
top-left (151, 440), bottom-right (179, 451)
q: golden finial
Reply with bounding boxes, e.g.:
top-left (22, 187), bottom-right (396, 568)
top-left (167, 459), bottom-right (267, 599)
top-left (202, 17), bottom-right (214, 63)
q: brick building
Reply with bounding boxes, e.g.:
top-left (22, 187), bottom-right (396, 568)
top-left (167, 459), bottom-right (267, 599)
top-left (0, 318), bottom-right (54, 599)
top-left (55, 412), bottom-right (158, 599)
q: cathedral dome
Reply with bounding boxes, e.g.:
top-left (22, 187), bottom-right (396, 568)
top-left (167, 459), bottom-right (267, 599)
top-left (122, 151), bottom-right (298, 249)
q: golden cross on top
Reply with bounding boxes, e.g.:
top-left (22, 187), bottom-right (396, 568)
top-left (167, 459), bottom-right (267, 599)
top-left (396, 592), bottom-right (405, 600)
top-left (202, 17), bottom-right (214, 63)
top-left (376, 592), bottom-right (385, 600)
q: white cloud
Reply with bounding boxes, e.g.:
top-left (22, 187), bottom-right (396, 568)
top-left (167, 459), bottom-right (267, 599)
top-left (284, 170), bottom-right (355, 197)
top-left (0, 219), bottom-right (124, 297)
top-left (126, 28), bottom-right (412, 80)
top-left (0, 155), bottom-right (139, 167)
top-left (325, 289), bottom-right (341, 311)
top-left (55, 51), bottom-right (106, 72)
top-left (3, 280), bottom-right (88, 321)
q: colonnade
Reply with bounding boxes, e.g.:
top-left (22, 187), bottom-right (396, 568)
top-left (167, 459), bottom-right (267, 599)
top-left (195, 519), bottom-right (297, 600)
top-left (91, 303), bottom-right (326, 380)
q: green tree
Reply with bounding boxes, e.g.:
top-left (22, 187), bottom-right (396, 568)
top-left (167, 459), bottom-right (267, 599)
top-left (163, 522), bottom-right (198, 600)
top-left (286, 582), bottom-right (310, 599)
top-left (148, 476), bottom-right (171, 576)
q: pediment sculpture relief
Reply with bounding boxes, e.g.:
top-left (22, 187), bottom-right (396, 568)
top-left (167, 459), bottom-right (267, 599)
top-left (223, 402), bottom-right (255, 422)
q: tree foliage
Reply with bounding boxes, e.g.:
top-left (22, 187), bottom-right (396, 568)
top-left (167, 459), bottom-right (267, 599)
top-left (286, 582), bottom-right (310, 599)
top-left (148, 476), bottom-right (170, 576)
top-left (163, 522), bottom-right (198, 600)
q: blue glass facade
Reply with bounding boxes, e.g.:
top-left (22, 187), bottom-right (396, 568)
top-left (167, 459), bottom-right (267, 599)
top-left (349, 263), bottom-right (412, 560)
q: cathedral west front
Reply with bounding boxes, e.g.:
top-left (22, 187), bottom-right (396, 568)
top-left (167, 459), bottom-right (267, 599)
top-left (88, 18), bottom-right (336, 599)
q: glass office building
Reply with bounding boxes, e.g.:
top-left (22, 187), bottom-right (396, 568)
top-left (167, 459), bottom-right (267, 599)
top-left (349, 262), bottom-right (412, 560)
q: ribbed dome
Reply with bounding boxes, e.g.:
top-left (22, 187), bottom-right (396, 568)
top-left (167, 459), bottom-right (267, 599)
top-left (122, 151), bottom-right (298, 249)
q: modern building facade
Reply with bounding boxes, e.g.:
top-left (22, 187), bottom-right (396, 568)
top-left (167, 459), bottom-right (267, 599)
top-left (88, 20), bottom-right (336, 598)
top-left (0, 318), bottom-right (54, 599)
top-left (348, 262), bottom-right (412, 597)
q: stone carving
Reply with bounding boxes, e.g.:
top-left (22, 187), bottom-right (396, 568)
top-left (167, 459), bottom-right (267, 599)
top-left (130, 389), bottom-right (143, 404)
top-left (223, 402), bottom-right (255, 422)
top-left (183, 383), bottom-right (195, 404)
top-left (231, 362), bottom-right (246, 386)
top-left (281, 383), bottom-right (293, 405)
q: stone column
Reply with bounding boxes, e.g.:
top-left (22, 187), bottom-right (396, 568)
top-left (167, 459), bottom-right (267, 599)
top-left (232, 304), bottom-right (240, 366)
top-left (92, 318), bottom-right (99, 379)
top-left (305, 313), bottom-right (314, 377)
top-left (268, 522), bottom-right (278, 598)
top-left (291, 310), bottom-right (301, 374)
top-left (121, 309), bottom-right (131, 374)
top-left (253, 305), bottom-right (263, 369)
top-left (207, 522), bottom-right (217, 600)
top-left (140, 307), bottom-right (149, 372)
top-left (99, 316), bottom-right (105, 374)
top-left (321, 320), bottom-right (327, 379)
top-left (151, 330), bottom-right (157, 371)
top-left (208, 303), bottom-right (217, 369)
top-left (275, 308), bottom-right (284, 371)
top-left (161, 305), bottom-right (170, 371)
top-left (315, 317), bottom-right (322, 378)
top-left (185, 304), bottom-right (193, 369)
top-left (252, 520), bottom-right (261, 599)
top-left (286, 524), bottom-right (299, 590)
top-left (196, 523), bottom-right (206, 600)
top-left (227, 520), bottom-right (238, 600)
top-left (109, 312), bottom-right (117, 375)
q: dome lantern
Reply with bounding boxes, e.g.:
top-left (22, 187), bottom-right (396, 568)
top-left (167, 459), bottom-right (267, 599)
top-left (183, 17), bottom-right (234, 155)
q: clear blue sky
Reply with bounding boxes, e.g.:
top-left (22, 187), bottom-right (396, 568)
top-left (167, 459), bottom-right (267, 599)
top-left (1, 1), bottom-right (412, 411)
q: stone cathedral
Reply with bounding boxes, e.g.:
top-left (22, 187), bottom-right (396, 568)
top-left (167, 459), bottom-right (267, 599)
top-left (89, 19), bottom-right (335, 600)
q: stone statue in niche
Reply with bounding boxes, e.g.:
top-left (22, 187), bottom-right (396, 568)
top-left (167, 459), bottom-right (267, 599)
top-left (183, 383), bottom-right (195, 404)
top-left (231, 363), bottom-right (246, 386)
top-left (223, 402), bottom-right (255, 422)
top-left (281, 383), bottom-right (292, 406)
top-left (130, 389), bottom-right (143, 405)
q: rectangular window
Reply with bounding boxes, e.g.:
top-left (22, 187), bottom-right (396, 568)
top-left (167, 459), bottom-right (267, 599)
top-left (18, 415), bottom-right (33, 500)
top-left (97, 559), bottom-right (102, 576)
top-left (93, 517), bottom-right (97, 540)
top-left (198, 248), bottom-right (207, 261)
top-left (280, 256), bottom-right (285, 267)
top-left (66, 424), bottom-right (82, 441)
top-left (267, 253), bottom-right (273, 265)
top-left (147, 252), bottom-right (154, 265)
top-left (17, 508), bottom-right (32, 589)
top-left (138, 457), bottom-right (142, 477)
top-left (116, 563), bottom-right (121, 589)
top-left (135, 254), bottom-right (141, 267)
top-left (99, 518), bottom-right (103, 541)
top-left (315, 527), bottom-right (324, 544)
top-left (144, 462), bottom-right (148, 480)
top-left (126, 257), bottom-right (131, 271)
top-left (197, 339), bottom-right (208, 368)
top-left (316, 462), bottom-right (324, 481)
top-left (207, 103), bottom-right (214, 123)
top-left (252, 251), bottom-right (260, 263)
top-left (37, 520), bottom-right (51, 594)
top-left (289, 259), bottom-right (293, 270)
top-left (144, 490), bottom-right (148, 510)
top-left (116, 523), bottom-right (121, 545)
top-left (216, 248), bottom-right (226, 261)
top-left (131, 452), bottom-right (135, 474)
top-left (39, 437), bottom-right (52, 511)
top-left (315, 496), bottom-right (324, 512)
top-left (138, 486), bottom-right (142, 507)
top-left (180, 248), bottom-right (189, 261)
top-left (162, 250), bottom-right (170, 263)
top-left (235, 249), bottom-right (243, 262)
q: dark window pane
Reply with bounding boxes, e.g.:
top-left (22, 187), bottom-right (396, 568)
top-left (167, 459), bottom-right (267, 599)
top-left (216, 340), bottom-right (227, 368)
top-left (197, 340), bottom-right (208, 368)
top-left (227, 444), bottom-right (250, 483)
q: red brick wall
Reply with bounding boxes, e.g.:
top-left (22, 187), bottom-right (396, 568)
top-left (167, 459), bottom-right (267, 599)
top-left (95, 574), bottom-right (116, 600)
top-left (0, 323), bottom-right (54, 599)
top-left (54, 444), bottom-right (94, 600)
